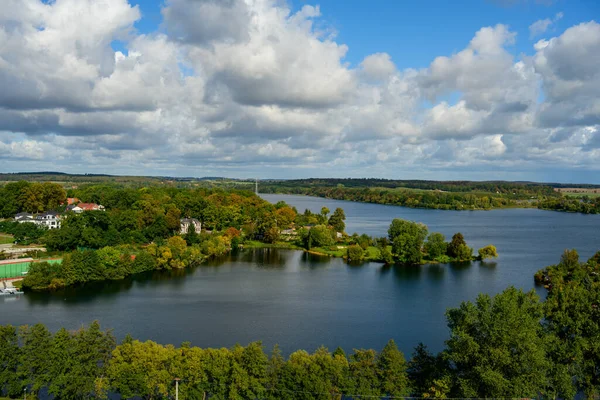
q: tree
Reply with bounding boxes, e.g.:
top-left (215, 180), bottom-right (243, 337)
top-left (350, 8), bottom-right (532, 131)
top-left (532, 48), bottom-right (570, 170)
top-left (305, 225), bottom-right (335, 248)
top-left (446, 233), bottom-right (466, 258)
top-left (0, 325), bottom-right (21, 397)
top-left (540, 250), bottom-right (600, 398)
top-left (184, 222), bottom-right (199, 245)
top-left (347, 244), bottom-right (364, 262)
top-left (408, 343), bottom-right (449, 398)
top-left (424, 232), bottom-right (447, 260)
top-left (349, 349), bottom-right (380, 397)
top-left (444, 287), bottom-right (549, 398)
top-left (377, 340), bottom-right (409, 397)
top-left (18, 324), bottom-right (53, 396)
top-left (388, 219), bottom-right (428, 264)
top-left (264, 226), bottom-right (280, 244)
top-left (328, 208), bottom-right (346, 232)
top-left (319, 207), bottom-right (330, 224)
top-left (478, 245), bottom-right (498, 260)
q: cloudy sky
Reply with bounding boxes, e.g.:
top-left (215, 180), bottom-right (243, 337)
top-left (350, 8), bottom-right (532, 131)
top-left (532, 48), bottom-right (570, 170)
top-left (0, 0), bottom-right (599, 182)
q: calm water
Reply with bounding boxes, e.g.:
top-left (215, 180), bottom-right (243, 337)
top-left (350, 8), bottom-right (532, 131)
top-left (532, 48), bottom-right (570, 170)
top-left (1, 195), bottom-right (599, 357)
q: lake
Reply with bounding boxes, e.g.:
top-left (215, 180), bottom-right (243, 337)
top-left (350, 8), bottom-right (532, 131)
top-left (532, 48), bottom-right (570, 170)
top-left (1, 195), bottom-right (599, 357)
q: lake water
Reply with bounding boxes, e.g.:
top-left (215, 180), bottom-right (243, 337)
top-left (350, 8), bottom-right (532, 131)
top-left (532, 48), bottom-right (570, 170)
top-left (1, 195), bottom-right (599, 357)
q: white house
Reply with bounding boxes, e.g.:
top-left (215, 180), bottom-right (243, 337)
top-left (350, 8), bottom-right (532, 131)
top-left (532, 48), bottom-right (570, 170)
top-left (35, 211), bottom-right (61, 229)
top-left (15, 211), bottom-right (61, 229)
top-left (66, 204), bottom-right (83, 213)
top-left (180, 218), bottom-right (201, 234)
top-left (14, 212), bottom-right (34, 222)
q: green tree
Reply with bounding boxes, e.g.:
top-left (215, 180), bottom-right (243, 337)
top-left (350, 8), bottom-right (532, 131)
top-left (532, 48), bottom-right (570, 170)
top-left (0, 325), bottom-right (21, 397)
top-left (444, 287), bottom-right (549, 398)
top-left (349, 349), bottom-right (380, 397)
top-left (18, 324), bottom-right (53, 396)
top-left (305, 225), bottom-right (335, 248)
top-left (347, 244), bottom-right (365, 262)
top-left (377, 339), bottom-right (409, 397)
top-left (408, 343), bottom-right (449, 398)
top-left (328, 208), bottom-right (346, 232)
top-left (446, 233), bottom-right (466, 258)
top-left (541, 250), bottom-right (600, 398)
top-left (388, 219), bottom-right (428, 264)
top-left (478, 245), bottom-right (498, 260)
top-left (424, 232), bottom-right (447, 260)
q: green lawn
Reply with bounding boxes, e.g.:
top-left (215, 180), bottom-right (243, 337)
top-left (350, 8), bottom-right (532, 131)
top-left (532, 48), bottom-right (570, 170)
top-left (0, 234), bottom-right (14, 244)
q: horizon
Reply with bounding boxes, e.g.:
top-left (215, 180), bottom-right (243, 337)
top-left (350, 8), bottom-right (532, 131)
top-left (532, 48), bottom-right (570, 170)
top-left (1, 0), bottom-right (599, 182)
top-left (3, 170), bottom-right (600, 186)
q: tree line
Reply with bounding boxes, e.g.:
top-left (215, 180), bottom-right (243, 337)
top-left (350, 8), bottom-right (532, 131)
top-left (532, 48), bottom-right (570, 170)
top-left (20, 233), bottom-right (234, 291)
top-left (2, 249), bottom-right (599, 399)
top-left (260, 186), bottom-right (527, 211)
top-left (0, 181), bottom-right (66, 217)
top-left (538, 196), bottom-right (600, 214)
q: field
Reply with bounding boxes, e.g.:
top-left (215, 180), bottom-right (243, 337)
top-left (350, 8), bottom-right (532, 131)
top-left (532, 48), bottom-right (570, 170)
top-left (556, 188), bottom-right (600, 198)
top-left (0, 234), bottom-right (14, 244)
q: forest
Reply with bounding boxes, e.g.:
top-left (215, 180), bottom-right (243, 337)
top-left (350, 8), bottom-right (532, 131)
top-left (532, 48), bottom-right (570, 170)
top-left (1, 250), bottom-right (599, 399)
top-left (259, 179), bottom-right (600, 213)
top-left (260, 184), bottom-right (538, 211)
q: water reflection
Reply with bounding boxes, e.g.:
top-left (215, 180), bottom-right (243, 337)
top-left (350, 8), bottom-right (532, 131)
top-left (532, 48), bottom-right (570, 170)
top-left (390, 264), bottom-right (422, 281)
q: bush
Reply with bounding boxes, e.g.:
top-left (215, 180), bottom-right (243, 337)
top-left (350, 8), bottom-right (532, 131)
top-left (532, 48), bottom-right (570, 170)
top-left (347, 244), bottom-right (365, 262)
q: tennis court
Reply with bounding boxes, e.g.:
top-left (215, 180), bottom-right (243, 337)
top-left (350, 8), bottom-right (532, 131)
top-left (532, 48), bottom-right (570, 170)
top-left (0, 258), bottom-right (62, 279)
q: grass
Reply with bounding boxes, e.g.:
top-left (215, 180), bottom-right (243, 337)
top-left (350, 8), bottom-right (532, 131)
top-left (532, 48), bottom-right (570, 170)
top-left (0, 234), bottom-right (14, 245)
top-left (564, 192), bottom-right (600, 198)
top-left (242, 240), bottom-right (302, 250)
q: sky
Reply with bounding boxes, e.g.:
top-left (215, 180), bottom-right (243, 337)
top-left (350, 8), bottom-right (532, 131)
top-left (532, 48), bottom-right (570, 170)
top-left (0, 0), bottom-right (599, 183)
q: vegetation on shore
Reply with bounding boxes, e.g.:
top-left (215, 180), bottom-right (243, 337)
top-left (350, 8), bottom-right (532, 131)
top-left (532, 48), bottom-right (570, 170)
top-left (0, 181), bottom-right (498, 290)
top-left (1, 249), bottom-right (599, 399)
top-left (259, 178), bottom-right (600, 214)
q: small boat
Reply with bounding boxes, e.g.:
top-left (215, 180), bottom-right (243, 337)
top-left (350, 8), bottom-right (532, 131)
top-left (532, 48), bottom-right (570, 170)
top-left (0, 288), bottom-right (24, 296)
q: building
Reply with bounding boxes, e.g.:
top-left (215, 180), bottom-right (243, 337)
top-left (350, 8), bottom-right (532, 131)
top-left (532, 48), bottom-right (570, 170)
top-left (14, 212), bottom-right (34, 222)
top-left (66, 204), bottom-right (83, 213)
top-left (35, 211), bottom-right (61, 229)
top-left (180, 218), bottom-right (201, 234)
top-left (68, 203), bottom-right (105, 213)
top-left (66, 197), bottom-right (80, 205)
top-left (14, 212), bottom-right (61, 229)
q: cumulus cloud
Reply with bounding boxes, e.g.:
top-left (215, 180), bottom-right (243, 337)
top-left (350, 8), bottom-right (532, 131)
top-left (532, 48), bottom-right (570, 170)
top-left (0, 0), bottom-right (599, 178)
top-left (360, 53), bottom-right (396, 81)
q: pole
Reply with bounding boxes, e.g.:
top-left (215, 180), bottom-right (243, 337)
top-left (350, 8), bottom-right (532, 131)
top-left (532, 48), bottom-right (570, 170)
top-left (175, 378), bottom-right (180, 400)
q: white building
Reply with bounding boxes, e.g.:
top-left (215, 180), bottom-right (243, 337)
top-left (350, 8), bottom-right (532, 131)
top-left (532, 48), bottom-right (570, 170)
top-left (15, 211), bottom-right (61, 229)
top-left (180, 218), bottom-right (201, 234)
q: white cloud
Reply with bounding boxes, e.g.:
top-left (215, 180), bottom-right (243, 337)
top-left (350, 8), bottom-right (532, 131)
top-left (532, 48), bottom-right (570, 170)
top-left (0, 1), bottom-right (599, 179)
top-left (529, 12), bottom-right (563, 38)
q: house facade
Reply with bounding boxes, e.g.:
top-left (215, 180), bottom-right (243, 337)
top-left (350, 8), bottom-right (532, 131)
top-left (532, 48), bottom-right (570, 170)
top-left (15, 211), bottom-right (61, 229)
top-left (180, 218), bottom-right (201, 234)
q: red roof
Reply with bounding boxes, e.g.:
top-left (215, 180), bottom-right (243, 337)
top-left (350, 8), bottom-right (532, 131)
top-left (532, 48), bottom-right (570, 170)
top-left (67, 197), bottom-right (80, 205)
top-left (78, 203), bottom-right (100, 210)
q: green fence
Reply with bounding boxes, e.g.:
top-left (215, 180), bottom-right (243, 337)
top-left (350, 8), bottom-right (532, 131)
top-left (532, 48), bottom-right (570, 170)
top-left (0, 259), bottom-right (62, 279)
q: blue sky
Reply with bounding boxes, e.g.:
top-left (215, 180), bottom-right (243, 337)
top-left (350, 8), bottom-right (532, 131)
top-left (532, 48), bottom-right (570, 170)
top-left (124, 0), bottom-right (597, 67)
top-left (1, 0), bottom-right (600, 182)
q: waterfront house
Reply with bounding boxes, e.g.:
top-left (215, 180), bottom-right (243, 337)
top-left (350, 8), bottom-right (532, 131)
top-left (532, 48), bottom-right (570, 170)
top-left (180, 218), bottom-right (201, 234)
